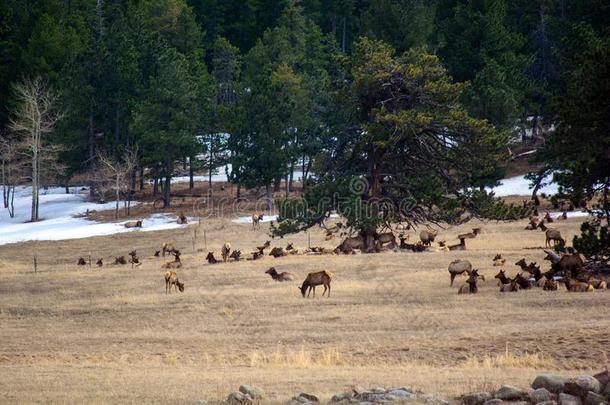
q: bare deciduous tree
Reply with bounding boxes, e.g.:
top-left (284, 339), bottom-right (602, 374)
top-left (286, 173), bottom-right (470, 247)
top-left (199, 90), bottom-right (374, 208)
top-left (8, 77), bottom-right (63, 222)
top-left (93, 148), bottom-right (138, 219)
top-left (0, 135), bottom-right (24, 218)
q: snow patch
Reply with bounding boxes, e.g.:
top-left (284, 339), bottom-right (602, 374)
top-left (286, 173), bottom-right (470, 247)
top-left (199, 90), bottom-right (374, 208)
top-left (487, 174), bottom-right (559, 197)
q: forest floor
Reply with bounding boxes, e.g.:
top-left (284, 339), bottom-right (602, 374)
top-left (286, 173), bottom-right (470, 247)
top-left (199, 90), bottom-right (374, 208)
top-left (0, 213), bottom-right (608, 404)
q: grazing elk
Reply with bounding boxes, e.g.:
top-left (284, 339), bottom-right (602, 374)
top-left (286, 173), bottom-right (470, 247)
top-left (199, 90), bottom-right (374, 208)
top-left (537, 222), bottom-right (565, 247)
top-left (252, 213), bottom-right (264, 230)
top-left (221, 242), bottom-right (231, 262)
top-left (77, 257), bottom-right (87, 266)
top-left (265, 267), bottom-right (294, 281)
top-left (164, 271), bottom-right (184, 293)
top-left (299, 270), bottom-right (334, 298)
top-left (448, 237), bottom-right (466, 251)
top-left (96, 258), bottom-right (103, 267)
top-left (448, 259), bottom-right (472, 286)
top-left (458, 273), bottom-right (479, 294)
top-left (563, 278), bottom-right (594, 292)
top-left (124, 220), bottom-right (142, 228)
top-left (419, 230), bottom-right (438, 246)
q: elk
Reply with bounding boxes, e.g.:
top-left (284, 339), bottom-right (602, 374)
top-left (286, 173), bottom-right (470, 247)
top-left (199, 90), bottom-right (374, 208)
top-left (269, 247), bottom-right (286, 258)
top-left (448, 237), bottom-right (466, 251)
top-left (96, 258), bottom-right (103, 267)
top-left (375, 232), bottom-right (397, 249)
top-left (494, 269), bottom-right (512, 285)
top-left (177, 213), bottom-right (188, 224)
top-left (458, 228), bottom-right (480, 240)
top-left (114, 256), bottom-right (127, 265)
top-left (499, 279), bottom-right (520, 292)
top-left (252, 213), bottom-right (264, 230)
top-left (221, 242), bottom-right (231, 262)
top-left (546, 251), bottom-right (584, 278)
top-left (561, 211), bottom-right (568, 220)
top-left (514, 273), bottom-right (532, 289)
top-left (515, 258), bottom-right (540, 274)
top-left (419, 229), bottom-right (437, 246)
top-left (448, 259), bottom-right (472, 286)
top-left (164, 271), bottom-right (184, 293)
top-left (543, 278), bottom-right (558, 291)
top-left (336, 235), bottom-right (365, 253)
top-left (537, 222), bottom-right (565, 247)
top-left (206, 252), bottom-right (218, 264)
top-left (543, 212), bottom-right (554, 223)
top-left (525, 216), bottom-right (540, 230)
top-left (563, 278), bottom-right (594, 292)
top-left (299, 270), bottom-right (333, 298)
top-left (265, 267), bottom-right (294, 282)
top-left (256, 240), bottom-right (271, 252)
top-left (77, 257), bottom-right (87, 266)
top-left (493, 254), bottom-right (506, 266)
top-left (154, 250), bottom-right (161, 257)
top-left (124, 220), bottom-right (142, 228)
top-left (458, 273), bottom-right (479, 294)
top-left (162, 251), bottom-right (181, 269)
top-left (162, 243), bottom-right (177, 257)
top-left (229, 250), bottom-right (241, 261)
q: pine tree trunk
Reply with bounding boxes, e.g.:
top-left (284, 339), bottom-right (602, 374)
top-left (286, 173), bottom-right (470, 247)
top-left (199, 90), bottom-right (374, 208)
top-left (189, 156), bottom-right (194, 191)
top-left (236, 183), bottom-right (241, 198)
top-left (139, 166), bottom-right (144, 191)
top-left (163, 160), bottom-right (173, 208)
top-left (266, 184), bottom-right (273, 212)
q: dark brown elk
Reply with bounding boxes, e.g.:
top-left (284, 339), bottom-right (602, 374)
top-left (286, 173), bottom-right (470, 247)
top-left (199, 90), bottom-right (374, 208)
top-left (252, 213), bottom-right (264, 230)
top-left (494, 269), bottom-right (512, 285)
top-left (499, 279), bottom-right (520, 292)
top-left (419, 230), bottom-right (437, 246)
top-left (164, 271), bottom-right (184, 293)
top-left (448, 237), bottom-right (466, 251)
top-left (265, 267), bottom-right (294, 282)
top-left (229, 250), bottom-right (241, 261)
top-left (448, 259), bottom-right (472, 286)
top-left (256, 240), bottom-right (271, 252)
top-left (543, 278), bottom-right (558, 290)
top-left (221, 242), bottom-right (231, 262)
top-left (515, 258), bottom-right (540, 274)
top-left (564, 278), bottom-right (593, 292)
top-left (177, 213), bottom-right (188, 224)
top-left (96, 258), bottom-right (103, 267)
top-left (124, 220), bottom-right (142, 228)
top-left (458, 273), bottom-right (479, 294)
top-left (130, 255), bottom-right (141, 268)
top-left (549, 253), bottom-right (584, 279)
top-left (286, 242), bottom-right (295, 251)
top-left (561, 211), bottom-right (568, 220)
top-left (269, 247), bottom-right (286, 258)
top-left (299, 270), bottom-right (334, 298)
top-left (114, 256), bottom-right (127, 265)
top-left (514, 273), bottom-right (532, 289)
top-left (543, 212), bottom-right (554, 223)
top-left (154, 250), bottom-right (161, 257)
top-left (206, 252), bottom-right (218, 264)
top-left (537, 222), bottom-right (565, 247)
top-left (77, 257), bottom-right (87, 266)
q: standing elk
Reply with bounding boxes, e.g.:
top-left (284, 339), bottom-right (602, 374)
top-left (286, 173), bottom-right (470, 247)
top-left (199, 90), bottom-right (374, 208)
top-left (448, 259), bottom-right (472, 286)
top-left (221, 242), bottom-right (231, 262)
top-left (537, 222), bottom-right (565, 247)
top-left (164, 271), bottom-right (184, 293)
top-left (252, 213), bottom-right (264, 230)
top-left (419, 230), bottom-right (438, 246)
top-left (299, 270), bottom-right (334, 298)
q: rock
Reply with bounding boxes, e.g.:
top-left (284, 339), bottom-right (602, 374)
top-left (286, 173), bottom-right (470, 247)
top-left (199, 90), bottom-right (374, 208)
top-left (538, 402), bottom-right (558, 405)
top-left (194, 401), bottom-right (208, 405)
top-left (463, 392), bottom-right (493, 405)
top-left (331, 392), bottom-right (351, 402)
top-left (227, 391), bottom-right (251, 404)
top-left (593, 371), bottom-right (609, 389)
top-left (420, 394), bottom-right (449, 405)
top-left (584, 391), bottom-right (608, 405)
top-left (533, 375), bottom-right (570, 394)
top-left (495, 385), bottom-right (529, 401)
top-left (355, 392), bottom-right (383, 402)
top-left (564, 376), bottom-right (602, 398)
top-left (603, 384), bottom-right (610, 400)
top-left (387, 389), bottom-right (414, 399)
top-left (297, 393), bottom-right (319, 403)
top-left (483, 399), bottom-right (504, 405)
top-left (352, 386), bottom-right (367, 396)
top-left (239, 385), bottom-right (265, 400)
top-left (530, 388), bottom-right (553, 404)
top-left (371, 387), bottom-right (386, 394)
top-left (559, 393), bottom-right (582, 405)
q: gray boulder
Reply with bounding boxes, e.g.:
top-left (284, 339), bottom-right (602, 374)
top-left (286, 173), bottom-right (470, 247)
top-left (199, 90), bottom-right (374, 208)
top-left (463, 392), bottom-right (493, 405)
top-left (227, 391), bottom-right (252, 404)
top-left (533, 375), bottom-right (569, 394)
top-left (239, 385), bottom-right (265, 400)
top-left (495, 385), bottom-right (529, 401)
top-left (564, 376), bottom-right (602, 398)
top-left (483, 399), bottom-right (504, 405)
top-left (331, 392), bottom-right (351, 402)
top-left (584, 391), bottom-right (608, 405)
top-left (559, 393), bottom-right (583, 405)
top-left (297, 393), bottom-right (319, 403)
top-left (530, 388), bottom-right (553, 404)
top-left (387, 389), bottom-right (414, 399)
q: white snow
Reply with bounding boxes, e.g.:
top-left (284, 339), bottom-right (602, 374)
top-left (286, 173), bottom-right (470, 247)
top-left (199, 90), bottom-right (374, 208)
top-left (168, 164), bottom-right (305, 184)
top-left (0, 186), bottom-right (188, 245)
top-left (487, 174), bottom-right (559, 197)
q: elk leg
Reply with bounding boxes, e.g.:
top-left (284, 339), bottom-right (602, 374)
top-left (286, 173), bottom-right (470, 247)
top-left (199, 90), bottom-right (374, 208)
top-left (327, 283), bottom-right (331, 297)
top-left (312, 286), bottom-right (316, 297)
top-left (322, 285), bottom-right (327, 297)
top-left (450, 273), bottom-right (456, 286)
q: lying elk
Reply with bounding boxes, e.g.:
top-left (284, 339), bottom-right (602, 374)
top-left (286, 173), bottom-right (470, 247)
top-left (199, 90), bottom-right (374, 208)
top-left (299, 270), bottom-right (334, 298)
top-left (499, 279), bottom-right (520, 292)
top-left (221, 242), bottom-right (231, 262)
top-left (493, 254), bottom-right (506, 266)
top-left (375, 232), bottom-right (397, 249)
top-left (177, 213), bottom-right (188, 224)
top-left (252, 213), bottom-right (264, 230)
top-left (419, 230), bottom-right (437, 246)
top-left (564, 278), bottom-right (593, 292)
top-left (96, 258), bottom-right (103, 267)
top-left (269, 247), bottom-right (286, 258)
top-left (77, 257), bottom-right (87, 266)
top-left (514, 272), bottom-right (532, 289)
top-left (448, 237), bottom-right (466, 251)
top-left (265, 267), bottom-right (294, 282)
top-left (206, 252), bottom-right (218, 264)
top-left (114, 256), bottom-right (127, 265)
top-left (336, 235), bottom-right (365, 254)
top-left (229, 250), bottom-right (241, 261)
top-left (537, 222), bottom-right (565, 247)
top-left (515, 258), bottom-right (540, 274)
top-left (543, 279), bottom-right (558, 291)
top-left (162, 243), bottom-right (177, 257)
top-left (162, 251), bottom-right (182, 269)
top-left (543, 212), bottom-right (554, 223)
top-left (164, 271), bottom-right (184, 293)
top-left (256, 240), bottom-right (271, 252)
top-left (124, 220), bottom-right (142, 228)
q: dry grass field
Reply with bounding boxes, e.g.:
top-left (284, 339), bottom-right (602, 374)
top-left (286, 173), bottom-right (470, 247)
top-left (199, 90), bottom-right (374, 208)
top-left (0, 214), bottom-right (608, 404)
